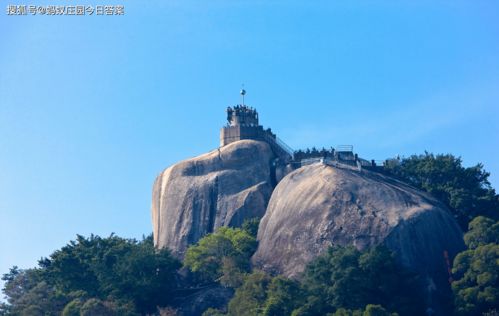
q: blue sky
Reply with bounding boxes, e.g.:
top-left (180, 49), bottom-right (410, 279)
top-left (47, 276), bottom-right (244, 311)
top-left (1, 0), bottom-right (498, 292)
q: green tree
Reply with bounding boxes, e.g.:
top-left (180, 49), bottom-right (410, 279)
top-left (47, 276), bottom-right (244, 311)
top-left (110, 236), bottom-right (180, 313)
top-left (384, 153), bottom-right (499, 229)
top-left (464, 216), bottom-right (499, 249)
top-left (1, 267), bottom-right (66, 315)
top-left (227, 271), bottom-right (271, 316)
top-left (362, 304), bottom-right (394, 316)
top-left (329, 307), bottom-right (363, 316)
top-left (184, 226), bottom-right (257, 284)
top-left (79, 298), bottom-right (114, 316)
top-left (2, 234), bottom-right (180, 315)
top-left (219, 257), bottom-right (245, 288)
top-left (0, 303), bottom-right (9, 316)
top-left (261, 276), bottom-right (303, 316)
top-left (39, 234), bottom-right (179, 314)
top-left (202, 308), bottom-right (226, 316)
top-left (242, 217), bottom-right (261, 238)
top-left (295, 246), bottom-right (424, 316)
top-left (223, 271), bottom-right (303, 316)
top-left (452, 217), bottom-right (499, 315)
top-left (302, 305), bottom-right (396, 316)
top-left (62, 299), bottom-right (83, 316)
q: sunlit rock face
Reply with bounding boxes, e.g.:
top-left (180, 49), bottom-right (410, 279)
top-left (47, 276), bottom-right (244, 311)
top-left (253, 163), bottom-right (464, 285)
top-left (152, 140), bottom-right (275, 258)
top-left (153, 139), bottom-right (465, 314)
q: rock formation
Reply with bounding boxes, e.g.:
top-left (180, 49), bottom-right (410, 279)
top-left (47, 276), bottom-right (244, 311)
top-left (152, 103), bottom-right (466, 314)
top-left (252, 162), bottom-right (464, 306)
top-left (152, 140), bottom-right (275, 258)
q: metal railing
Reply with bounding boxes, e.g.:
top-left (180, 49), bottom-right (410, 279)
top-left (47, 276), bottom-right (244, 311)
top-left (336, 145), bottom-right (353, 152)
top-left (261, 133), bottom-right (294, 159)
top-left (275, 136), bottom-right (294, 157)
top-left (374, 160), bottom-right (385, 166)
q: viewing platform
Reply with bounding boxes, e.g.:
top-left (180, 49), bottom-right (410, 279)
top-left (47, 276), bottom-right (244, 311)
top-left (220, 104), bottom-right (293, 161)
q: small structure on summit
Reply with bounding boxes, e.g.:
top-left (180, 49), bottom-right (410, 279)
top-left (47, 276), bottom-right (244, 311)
top-left (220, 90), bottom-right (294, 160)
top-left (220, 89), bottom-right (384, 172)
top-left (225, 105), bottom-right (259, 128)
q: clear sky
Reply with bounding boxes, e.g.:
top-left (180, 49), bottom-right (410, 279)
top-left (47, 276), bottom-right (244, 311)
top-left (1, 0), bottom-right (498, 292)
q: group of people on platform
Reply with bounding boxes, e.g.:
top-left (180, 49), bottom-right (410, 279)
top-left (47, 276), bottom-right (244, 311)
top-left (226, 105), bottom-right (258, 123)
top-left (293, 147), bottom-right (337, 161)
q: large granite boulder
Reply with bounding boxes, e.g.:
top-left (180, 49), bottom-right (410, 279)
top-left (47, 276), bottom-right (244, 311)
top-left (152, 140), bottom-right (275, 258)
top-left (253, 162), bottom-right (464, 289)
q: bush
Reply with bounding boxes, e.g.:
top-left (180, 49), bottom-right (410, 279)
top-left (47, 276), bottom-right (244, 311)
top-left (452, 217), bottom-right (499, 315)
top-left (62, 299), bottom-right (83, 316)
top-left (295, 246), bottom-right (423, 316)
top-left (184, 227), bottom-right (257, 284)
top-left (2, 234), bottom-right (180, 315)
top-left (384, 153), bottom-right (499, 229)
top-left (80, 298), bottom-right (114, 316)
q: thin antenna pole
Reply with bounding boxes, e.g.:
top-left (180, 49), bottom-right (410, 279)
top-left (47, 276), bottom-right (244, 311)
top-left (240, 84), bottom-right (246, 105)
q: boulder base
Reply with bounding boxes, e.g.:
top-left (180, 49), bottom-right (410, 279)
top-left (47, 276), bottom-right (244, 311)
top-left (152, 140), bottom-right (275, 258)
top-left (253, 163), bottom-right (464, 292)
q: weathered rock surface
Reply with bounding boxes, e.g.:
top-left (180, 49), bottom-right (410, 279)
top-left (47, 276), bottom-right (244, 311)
top-left (152, 140), bottom-right (275, 258)
top-left (253, 162), bottom-right (464, 284)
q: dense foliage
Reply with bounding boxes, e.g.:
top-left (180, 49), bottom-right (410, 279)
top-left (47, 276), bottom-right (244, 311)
top-left (203, 246), bottom-right (422, 316)
top-left (452, 216), bottom-right (499, 315)
top-left (292, 246), bottom-right (423, 316)
top-left (1, 234), bottom-right (180, 315)
top-left (224, 272), bottom-right (303, 316)
top-left (384, 153), bottom-right (499, 229)
top-left (183, 225), bottom-right (258, 287)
